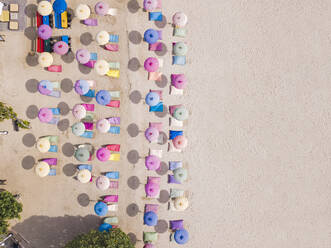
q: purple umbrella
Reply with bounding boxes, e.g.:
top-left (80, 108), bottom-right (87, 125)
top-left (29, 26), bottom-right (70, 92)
top-left (145, 183), bottom-right (160, 197)
top-left (144, 57), bottom-right (159, 72)
top-left (38, 108), bottom-right (53, 123)
top-left (145, 155), bottom-right (160, 171)
top-left (38, 80), bottom-right (53, 95)
top-left (144, 127), bottom-right (159, 142)
top-left (74, 80), bottom-right (90, 95)
top-left (95, 1), bottom-right (109, 16)
top-left (76, 49), bottom-right (90, 64)
top-left (38, 24), bottom-right (52, 40)
top-left (172, 74), bottom-right (187, 89)
top-left (143, 0), bottom-right (157, 11)
top-left (96, 147), bottom-right (111, 162)
top-left (53, 41), bottom-right (69, 55)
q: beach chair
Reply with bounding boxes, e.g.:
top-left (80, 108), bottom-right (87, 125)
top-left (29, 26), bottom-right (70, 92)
top-left (148, 72), bottom-right (162, 81)
top-left (170, 86), bottom-right (183, 95)
top-left (83, 18), bottom-right (98, 26)
top-left (61, 35), bottom-right (69, 44)
top-left (149, 12), bottom-right (162, 21)
top-left (168, 175), bottom-right (180, 184)
top-left (105, 171), bottom-right (119, 179)
top-left (42, 158), bottom-right (58, 166)
top-left (108, 117), bottom-right (120, 125)
top-left (107, 8), bottom-right (118, 16)
top-left (83, 122), bottom-right (94, 130)
top-left (106, 144), bottom-right (120, 152)
top-left (77, 164), bottom-right (92, 171)
top-left (42, 15), bottom-right (49, 25)
top-left (47, 65), bottom-right (62, 72)
top-left (90, 53), bottom-right (98, 61)
top-left (172, 56), bottom-right (186, 65)
top-left (109, 153), bottom-right (120, 161)
top-left (170, 188), bottom-right (184, 198)
top-left (149, 122), bottom-right (162, 131)
top-left (149, 42), bottom-right (163, 51)
top-left (84, 60), bottom-right (96, 68)
top-left (109, 34), bottom-right (119, 43)
top-left (169, 220), bottom-right (184, 230)
top-left (48, 168), bottom-right (56, 176)
top-left (104, 216), bottom-right (119, 225)
top-left (106, 69), bottom-right (120, 78)
top-left (149, 102), bottom-right (163, 112)
top-left (173, 27), bottom-right (186, 38)
top-left (169, 117), bottom-right (183, 127)
top-left (109, 181), bottom-right (119, 189)
top-left (169, 161), bottom-right (182, 171)
top-left (108, 204), bottom-right (118, 212)
top-left (169, 130), bottom-right (183, 140)
top-left (149, 149), bottom-right (162, 158)
top-left (80, 130), bottom-right (94, 139)
top-left (109, 126), bottom-right (120, 134)
top-left (54, 12), bottom-right (61, 29)
top-left (144, 204), bottom-right (159, 214)
top-left (143, 232), bottom-right (158, 244)
top-left (169, 105), bottom-right (182, 115)
top-left (106, 100), bottom-right (120, 108)
top-left (109, 62), bottom-right (120, 70)
top-left (44, 39), bottom-right (52, 53)
top-left (147, 177), bottom-right (161, 184)
top-left (105, 44), bottom-right (119, 52)
top-left (103, 195), bottom-right (118, 203)
top-left (61, 11), bottom-right (68, 28)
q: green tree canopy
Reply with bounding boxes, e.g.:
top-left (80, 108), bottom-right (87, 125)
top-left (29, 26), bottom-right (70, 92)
top-left (65, 229), bottom-right (134, 248)
top-left (0, 102), bottom-right (30, 129)
top-left (0, 191), bottom-right (22, 235)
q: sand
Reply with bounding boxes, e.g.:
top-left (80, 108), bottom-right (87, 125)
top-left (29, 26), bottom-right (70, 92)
top-left (1, 0), bottom-right (331, 247)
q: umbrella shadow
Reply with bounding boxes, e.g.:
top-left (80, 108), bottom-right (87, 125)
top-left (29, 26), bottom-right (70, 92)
top-left (62, 143), bottom-right (75, 157)
top-left (22, 133), bottom-right (36, 147)
top-left (157, 190), bottom-right (170, 204)
top-left (126, 203), bottom-right (140, 217)
top-left (155, 74), bottom-right (168, 88)
top-left (154, 219), bottom-right (168, 233)
top-left (24, 4), bottom-right (37, 18)
top-left (127, 150), bottom-right (140, 164)
top-left (129, 90), bottom-right (142, 104)
top-left (21, 155), bottom-right (35, 170)
top-left (25, 79), bottom-right (39, 93)
top-left (128, 233), bottom-right (137, 245)
top-left (61, 51), bottom-right (75, 64)
top-left (127, 176), bottom-right (140, 190)
top-left (157, 131), bottom-right (168, 145)
top-left (154, 42), bottom-right (168, 57)
top-left (154, 104), bottom-right (168, 118)
top-left (78, 64), bottom-right (92, 74)
top-left (128, 57), bottom-right (140, 71)
top-left (24, 26), bottom-right (37, 41)
top-left (61, 78), bottom-right (73, 93)
top-left (26, 53), bottom-right (39, 67)
top-left (80, 95), bottom-right (93, 103)
top-left (128, 30), bottom-right (142, 45)
top-left (12, 215), bottom-right (100, 248)
top-left (57, 119), bottom-right (70, 132)
top-left (156, 162), bottom-right (168, 176)
top-left (127, 123), bottom-right (140, 137)
top-left (154, 15), bottom-right (167, 29)
top-left (127, 0), bottom-right (140, 13)
top-left (26, 105), bottom-right (39, 119)
top-left (58, 102), bottom-right (70, 116)
top-left (63, 163), bottom-right (77, 177)
top-left (80, 32), bottom-right (93, 46)
top-left (77, 193), bottom-right (90, 207)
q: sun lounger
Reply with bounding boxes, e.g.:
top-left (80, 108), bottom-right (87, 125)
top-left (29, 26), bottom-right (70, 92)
top-left (108, 204), bottom-right (118, 212)
top-left (168, 141), bottom-right (181, 152)
top-left (148, 72), bottom-right (162, 81)
top-left (47, 65), bottom-right (62, 72)
top-left (80, 131), bottom-right (94, 138)
top-left (143, 232), bottom-right (158, 244)
top-left (61, 11), bottom-right (68, 28)
top-left (169, 220), bottom-right (184, 230)
top-left (106, 144), bottom-right (120, 152)
top-left (169, 130), bottom-right (183, 140)
top-left (170, 86), bottom-right (183, 95)
top-left (109, 62), bottom-right (120, 70)
top-left (106, 100), bottom-right (120, 108)
top-left (149, 122), bottom-right (162, 131)
top-left (109, 181), bottom-right (119, 189)
top-left (48, 168), bottom-right (56, 176)
top-left (169, 105), bottom-right (182, 115)
top-left (173, 27), bottom-right (186, 38)
top-left (109, 126), bottom-right (120, 134)
top-left (149, 149), bottom-right (162, 158)
top-left (149, 42), bottom-right (163, 51)
top-left (42, 158), bottom-right (57, 166)
top-left (104, 216), bottom-right (119, 225)
top-left (149, 102), bottom-right (163, 112)
top-left (42, 16), bottom-right (49, 25)
top-left (169, 117), bottom-right (183, 127)
top-left (90, 53), bottom-right (98, 61)
top-left (168, 175), bottom-right (180, 184)
top-left (81, 104), bottom-right (95, 111)
top-left (109, 153), bottom-right (120, 161)
top-left (107, 8), bottom-right (118, 16)
top-left (108, 117), bottom-right (120, 125)
top-left (105, 44), bottom-right (119, 52)
top-left (109, 34), bottom-right (119, 43)
top-left (84, 60), bottom-right (96, 68)
top-left (170, 188), bottom-right (184, 198)
top-left (83, 122), bottom-right (94, 130)
top-left (148, 177), bottom-right (161, 184)
top-left (105, 171), bottom-right (119, 179)
top-left (54, 12), bottom-right (61, 29)
top-left (77, 164), bottom-right (92, 171)
top-left (109, 91), bottom-right (120, 98)
top-left (169, 161), bottom-right (182, 171)
top-left (106, 69), bottom-right (120, 78)
top-left (37, 38), bottom-right (44, 53)
top-left (103, 195), bottom-right (118, 203)
top-left (61, 35), bottom-right (69, 44)
top-left (0, 10), bottom-right (9, 22)
top-left (172, 56), bottom-right (186, 65)
top-left (44, 39), bottom-right (52, 53)
top-left (149, 12), bottom-right (162, 21)
top-left (145, 204), bottom-right (159, 213)
top-left (83, 18), bottom-right (98, 26)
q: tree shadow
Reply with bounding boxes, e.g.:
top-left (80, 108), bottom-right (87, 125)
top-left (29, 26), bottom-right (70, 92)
top-left (26, 105), bottom-right (39, 119)
top-left (127, 0), bottom-right (140, 13)
top-left (25, 79), bottom-right (39, 93)
top-left (80, 32), bottom-right (93, 46)
top-left (61, 78), bottom-right (73, 93)
top-left (128, 57), bottom-right (140, 71)
top-left (127, 123), bottom-right (139, 137)
top-left (21, 155), bottom-right (35, 170)
top-left (129, 90), bottom-right (142, 104)
top-left (128, 30), bottom-right (142, 45)
top-left (12, 215), bottom-right (100, 248)
top-left (22, 133), bottom-right (36, 147)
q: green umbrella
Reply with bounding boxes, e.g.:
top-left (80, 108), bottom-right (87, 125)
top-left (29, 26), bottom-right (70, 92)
top-left (72, 122), bottom-right (86, 136)
top-left (75, 148), bottom-right (90, 162)
top-left (173, 42), bottom-right (188, 56)
top-left (173, 107), bottom-right (189, 121)
top-left (174, 167), bottom-right (188, 183)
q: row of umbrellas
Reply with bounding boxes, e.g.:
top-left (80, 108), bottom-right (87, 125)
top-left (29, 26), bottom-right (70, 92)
top-left (72, 146), bottom-right (117, 163)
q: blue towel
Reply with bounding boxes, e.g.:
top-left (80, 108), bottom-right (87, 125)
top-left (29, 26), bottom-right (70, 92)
top-left (109, 126), bottom-right (120, 134)
top-left (149, 102), bottom-right (163, 112)
top-left (78, 164), bottom-right (92, 171)
top-left (81, 131), bottom-right (94, 138)
top-left (48, 168), bottom-right (56, 176)
top-left (149, 12), bottom-right (162, 21)
top-left (54, 13), bottom-right (62, 29)
top-left (109, 34), bottom-right (119, 43)
top-left (169, 130), bottom-right (183, 140)
top-left (105, 171), bottom-right (119, 179)
top-left (50, 108), bottom-right (60, 115)
top-left (61, 35), bottom-right (69, 44)
top-left (169, 161), bottom-right (182, 171)
top-left (49, 145), bottom-right (58, 153)
top-left (84, 89), bottom-right (95, 98)
top-left (90, 53), bottom-right (98, 61)
top-left (172, 56), bottom-right (186, 65)
top-left (42, 16), bottom-right (49, 25)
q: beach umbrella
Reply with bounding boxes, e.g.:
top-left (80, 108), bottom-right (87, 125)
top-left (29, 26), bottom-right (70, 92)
top-left (99, 223), bottom-right (112, 232)
top-left (75, 4), bottom-right (91, 20)
top-left (144, 211), bottom-right (158, 226)
top-left (145, 183), bottom-right (159, 197)
top-left (173, 107), bottom-right (189, 121)
top-left (143, 0), bottom-right (157, 11)
top-left (172, 12), bottom-right (188, 27)
top-left (36, 138), bottom-right (51, 153)
top-left (96, 90), bottom-right (111, 105)
top-left (77, 169), bottom-right (91, 183)
top-left (172, 74), bottom-right (187, 89)
top-left (173, 42), bottom-right (188, 56)
top-left (96, 30), bottom-right (109, 45)
top-left (53, 41), bottom-right (69, 55)
top-left (144, 127), bottom-right (159, 142)
top-left (173, 168), bottom-right (188, 183)
top-left (38, 108), bottom-right (53, 123)
top-left (145, 155), bottom-right (161, 171)
top-left (172, 135), bottom-right (187, 149)
top-left (76, 49), bottom-right (90, 64)
top-left (35, 161), bottom-right (50, 177)
top-left (38, 1), bottom-right (52, 16)
top-left (94, 201), bottom-right (108, 216)
top-left (96, 147), bottom-right (110, 162)
top-left (38, 52), bottom-right (53, 67)
top-left (53, 0), bottom-right (67, 14)
top-left (96, 119), bottom-right (110, 133)
top-left (144, 57), bottom-right (159, 72)
top-left (145, 92), bottom-right (160, 107)
top-left (144, 29), bottom-right (159, 44)
top-left (95, 1), bottom-right (109, 16)
top-left (72, 122), bottom-right (86, 136)
top-left (38, 80), bottom-right (53, 95)
top-left (38, 24), bottom-right (52, 40)
top-left (72, 104), bottom-right (86, 119)
top-left (95, 60), bottom-right (109, 75)
top-left (174, 229), bottom-right (189, 245)
top-left (75, 148), bottom-right (90, 162)
top-left (174, 197), bottom-right (189, 211)
top-left (96, 176), bottom-right (110, 190)
top-left (74, 80), bottom-right (89, 95)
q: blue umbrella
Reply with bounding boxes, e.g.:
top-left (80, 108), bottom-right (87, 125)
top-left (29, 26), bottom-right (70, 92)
top-left (144, 29), bottom-right (159, 44)
top-left (174, 229), bottom-right (189, 245)
top-left (94, 201), bottom-right (108, 216)
top-left (145, 92), bottom-right (160, 107)
top-left (53, 0), bottom-right (67, 13)
top-left (99, 223), bottom-right (112, 232)
top-left (75, 80), bottom-right (90, 95)
top-left (144, 211), bottom-right (158, 226)
top-left (96, 90), bottom-right (111, 106)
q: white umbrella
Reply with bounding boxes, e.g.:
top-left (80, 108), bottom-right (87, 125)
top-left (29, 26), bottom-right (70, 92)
top-left (77, 169), bottom-right (91, 183)
top-left (75, 4), bottom-right (91, 20)
top-left (96, 119), bottom-right (110, 133)
top-left (36, 138), bottom-right (51, 153)
top-left (38, 1), bottom-right (52, 16)
top-left (96, 30), bottom-right (109, 45)
top-left (35, 161), bottom-right (50, 178)
top-left (95, 60), bottom-right (109, 75)
top-left (172, 12), bottom-right (188, 27)
top-left (72, 104), bottom-right (87, 119)
top-left (174, 197), bottom-right (189, 211)
top-left (96, 176), bottom-right (110, 190)
top-left (38, 52), bottom-right (53, 67)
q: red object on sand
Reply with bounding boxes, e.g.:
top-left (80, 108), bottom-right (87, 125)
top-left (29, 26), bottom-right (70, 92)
top-left (47, 65), bottom-right (62, 72)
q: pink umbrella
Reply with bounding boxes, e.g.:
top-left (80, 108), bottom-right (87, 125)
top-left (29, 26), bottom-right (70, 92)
top-left (145, 183), bottom-right (159, 197)
top-left (38, 108), bottom-right (53, 123)
top-left (143, 0), bottom-right (157, 11)
top-left (144, 57), bottom-right (159, 72)
top-left (72, 104), bottom-right (86, 119)
top-left (38, 24), bottom-right (52, 40)
top-left (173, 135), bottom-right (188, 149)
top-left (96, 147), bottom-right (111, 162)
top-left (95, 1), bottom-right (109, 16)
top-left (172, 74), bottom-right (187, 89)
top-left (96, 176), bottom-right (110, 190)
top-left (76, 49), bottom-right (90, 64)
top-left (145, 155), bottom-right (161, 171)
top-left (53, 41), bottom-right (69, 55)
top-left (144, 127), bottom-right (159, 142)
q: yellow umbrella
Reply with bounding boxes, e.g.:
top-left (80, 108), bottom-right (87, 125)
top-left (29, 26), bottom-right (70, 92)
top-left (95, 60), bottom-right (109, 75)
top-left (96, 30), bottom-right (109, 45)
top-left (77, 169), bottom-right (91, 183)
top-left (35, 161), bottom-right (50, 178)
top-left (75, 4), bottom-right (91, 20)
top-left (36, 138), bottom-right (51, 153)
top-left (174, 197), bottom-right (189, 211)
top-left (38, 1), bottom-right (52, 16)
top-left (38, 52), bottom-right (53, 67)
